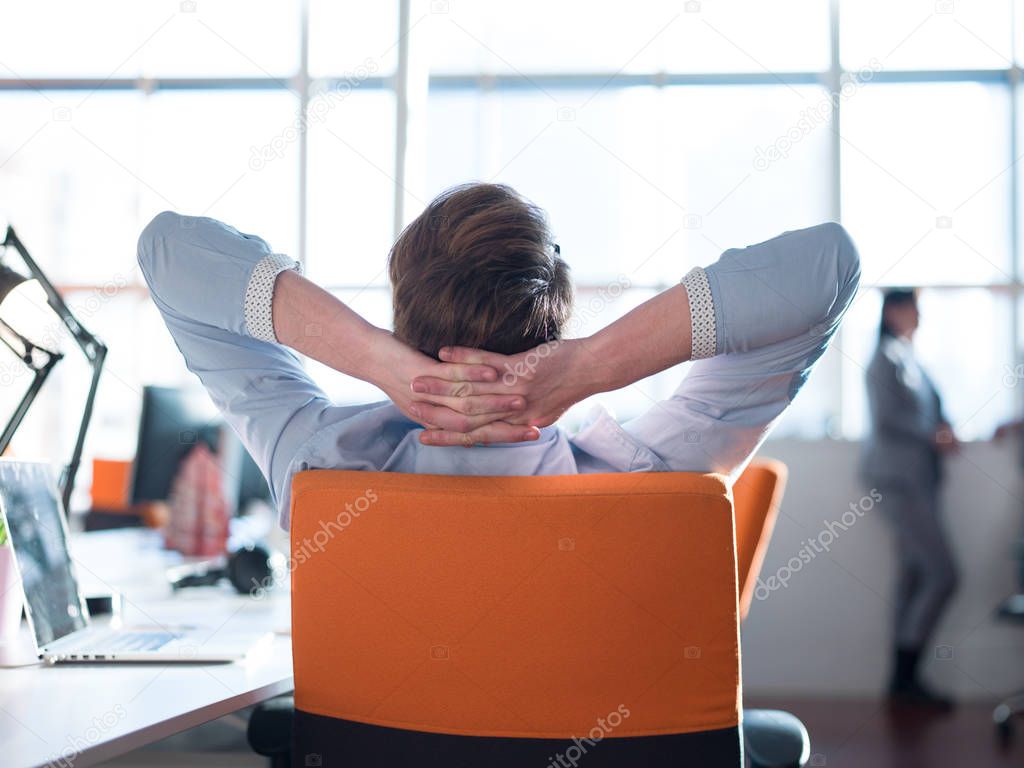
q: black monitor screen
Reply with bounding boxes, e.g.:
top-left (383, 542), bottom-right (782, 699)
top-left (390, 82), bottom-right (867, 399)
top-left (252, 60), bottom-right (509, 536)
top-left (130, 385), bottom-right (269, 510)
top-left (238, 448), bottom-right (272, 509)
top-left (0, 461), bottom-right (87, 648)
top-left (130, 385), bottom-right (220, 504)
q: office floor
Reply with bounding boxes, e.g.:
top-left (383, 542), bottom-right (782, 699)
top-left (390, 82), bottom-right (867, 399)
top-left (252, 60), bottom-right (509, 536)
top-left (748, 698), bottom-right (1024, 768)
top-left (99, 713), bottom-right (262, 768)
top-left (98, 699), bottom-right (1024, 767)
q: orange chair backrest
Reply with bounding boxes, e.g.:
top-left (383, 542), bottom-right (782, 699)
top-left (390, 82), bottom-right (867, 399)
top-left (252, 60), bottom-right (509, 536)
top-left (732, 459), bottom-right (788, 621)
top-left (289, 470), bottom-right (742, 740)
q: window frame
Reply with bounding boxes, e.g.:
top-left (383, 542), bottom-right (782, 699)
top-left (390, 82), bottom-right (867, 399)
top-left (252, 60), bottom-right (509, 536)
top-left (1, 0), bottom-right (1020, 439)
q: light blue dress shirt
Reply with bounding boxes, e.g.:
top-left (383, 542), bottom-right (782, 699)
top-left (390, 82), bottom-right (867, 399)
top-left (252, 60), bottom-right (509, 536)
top-left (137, 213), bottom-right (860, 529)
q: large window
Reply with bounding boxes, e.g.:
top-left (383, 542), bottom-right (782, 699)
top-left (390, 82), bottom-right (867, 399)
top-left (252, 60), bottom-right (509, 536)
top-left (0, 1), bottom-right (1021, 508)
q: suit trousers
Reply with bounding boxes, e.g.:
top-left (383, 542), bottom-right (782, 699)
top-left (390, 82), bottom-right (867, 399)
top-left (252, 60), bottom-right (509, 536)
top-left (878, 482), bottom-right (958, 649)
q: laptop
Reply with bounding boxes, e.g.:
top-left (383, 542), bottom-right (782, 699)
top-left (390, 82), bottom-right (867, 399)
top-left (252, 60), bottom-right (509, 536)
top-left (0, 459), bottom-right (272, 664)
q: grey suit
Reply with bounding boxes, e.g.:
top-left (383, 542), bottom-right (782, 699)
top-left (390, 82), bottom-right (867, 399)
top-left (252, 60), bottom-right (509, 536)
top-left (861, 336), bottom-right (958, 649)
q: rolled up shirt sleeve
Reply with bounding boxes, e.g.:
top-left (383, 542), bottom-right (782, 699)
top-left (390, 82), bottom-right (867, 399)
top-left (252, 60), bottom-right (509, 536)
top-left (138, 211), bottom-right (300, 339)
top-left (244, 253), bottom-right (305, 342)
top-left (624, 222), bottom-right (861, 478)
top-left (681, 266), bottom-right (717, 360)
top-left (703, 221), bottom-right (859, 357)
top-left (137, 212), bottom-right (332, 520)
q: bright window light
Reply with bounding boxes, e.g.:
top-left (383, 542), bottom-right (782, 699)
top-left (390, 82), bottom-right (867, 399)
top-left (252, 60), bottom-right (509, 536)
top-left (0, 0), bottom-right (1019, 497)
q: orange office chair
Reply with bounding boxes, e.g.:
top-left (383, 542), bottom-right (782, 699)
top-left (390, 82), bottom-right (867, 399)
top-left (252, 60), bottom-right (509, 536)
top-left (732, 459), bottom-right (811, 768)
top-left (247, 465), bottom-right (811, 767)
top-left (733, 458), bottom-right (788, 621)
top-left (285, 470), bottom-right (743, 767)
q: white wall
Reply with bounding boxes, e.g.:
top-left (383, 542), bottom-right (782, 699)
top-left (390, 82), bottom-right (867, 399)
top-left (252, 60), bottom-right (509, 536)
top-left (742, 438), bottom-right (1024, 700)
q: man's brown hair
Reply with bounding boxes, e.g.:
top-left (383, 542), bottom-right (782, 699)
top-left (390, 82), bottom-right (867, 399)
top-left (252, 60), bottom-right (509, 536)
top-left (388, 183), bottom-right (573, 358)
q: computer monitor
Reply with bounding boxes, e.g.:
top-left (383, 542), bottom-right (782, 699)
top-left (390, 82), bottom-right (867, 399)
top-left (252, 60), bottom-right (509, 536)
top-left (130, 386), bottom-right (269, 511)
top-left (237, 445), bottom-right (272, 509)
top-left (130, 385), bottom-right (218, 504)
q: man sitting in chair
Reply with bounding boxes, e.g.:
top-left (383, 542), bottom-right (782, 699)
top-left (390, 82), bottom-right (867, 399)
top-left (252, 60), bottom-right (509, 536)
top-left (138, 183), bottom-right (860, 530)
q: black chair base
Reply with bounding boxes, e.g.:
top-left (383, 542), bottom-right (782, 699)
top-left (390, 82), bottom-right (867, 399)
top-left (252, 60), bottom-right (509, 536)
top-left (292, 711), bottom-right (742, 768)
top-left (994, 691), bottom-right (1024, 746)
top-left (248, 698), bottom-right (811, 767)
top-left (744, 708), bottom-right (810, 768)
top-left (247, 695), bottom-right (294, 768)
top-left (993, 594), bottom-right (1024, 746)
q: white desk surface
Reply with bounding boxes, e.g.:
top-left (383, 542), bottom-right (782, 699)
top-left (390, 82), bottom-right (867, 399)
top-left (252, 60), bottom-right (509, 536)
top-left (0, 529), bottom-right (293, 768)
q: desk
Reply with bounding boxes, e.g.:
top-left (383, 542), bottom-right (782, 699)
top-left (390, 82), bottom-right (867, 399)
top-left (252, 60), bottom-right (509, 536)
top-left (0, 529), bottom-right (293, 768)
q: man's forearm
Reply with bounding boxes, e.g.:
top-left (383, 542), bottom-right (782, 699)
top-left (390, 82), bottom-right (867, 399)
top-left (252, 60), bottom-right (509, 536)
top-left (272, 263), bottom-right (696, 402)
top-left (271, 269), bottom-right (387, 386)
top-left (576, 283), bottom-right (694, 395)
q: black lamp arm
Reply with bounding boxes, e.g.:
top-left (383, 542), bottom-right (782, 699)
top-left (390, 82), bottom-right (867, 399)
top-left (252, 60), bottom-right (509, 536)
top-left (0, 317), bottom-right (62, 453)
top-left (2, 225), bottom-right (108, 512)
top-left (61, 340), bottom-right (106, 512)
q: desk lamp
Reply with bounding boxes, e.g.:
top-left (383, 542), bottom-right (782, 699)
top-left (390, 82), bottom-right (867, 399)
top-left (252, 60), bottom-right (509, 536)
top-left (0, 225), bottom-right (107, 513)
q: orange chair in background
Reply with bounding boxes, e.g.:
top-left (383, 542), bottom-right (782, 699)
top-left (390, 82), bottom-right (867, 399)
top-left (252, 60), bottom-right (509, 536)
top-left (90, 458), bottom-right (133, 512)
top-left (288, 470), bottom-right (744, 767)
top-left (88, 458), bottom-right (168, 530)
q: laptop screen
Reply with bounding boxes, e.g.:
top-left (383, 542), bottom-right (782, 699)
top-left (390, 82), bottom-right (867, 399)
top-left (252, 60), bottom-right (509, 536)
top-left (0, 461), bottom-right (87, 648)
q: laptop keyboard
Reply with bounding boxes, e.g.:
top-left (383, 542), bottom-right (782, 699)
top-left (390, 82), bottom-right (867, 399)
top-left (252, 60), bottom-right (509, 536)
top-left (84, 631), bottom-right (180, 653)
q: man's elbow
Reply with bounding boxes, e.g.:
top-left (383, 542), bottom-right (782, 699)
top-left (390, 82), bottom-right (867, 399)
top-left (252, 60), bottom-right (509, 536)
top-left (819, 221), bottom-right (861, 299)
top-left (799, 222), bottom-right (861, 333)
top-left (137, 211), bottom-right (182, 281)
